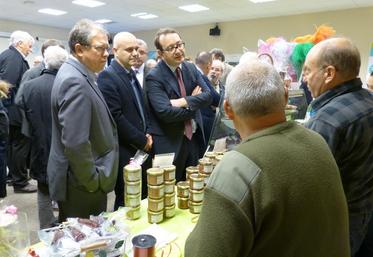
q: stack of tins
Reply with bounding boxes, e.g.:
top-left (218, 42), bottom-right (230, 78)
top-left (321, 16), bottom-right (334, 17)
top-left (147, 167), bottom-right (165, 224)
top-left (163, 165), bottom-right (176, 218)
top-left (176, 152), bottom-right (225, 214)
top-left (124, 164), bottom-right (142, 220)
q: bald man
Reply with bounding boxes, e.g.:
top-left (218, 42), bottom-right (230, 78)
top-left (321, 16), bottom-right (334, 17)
top-left (304, 37), bottom-right (373, 256)
top-left (97, 32), bottom-right (152, 210)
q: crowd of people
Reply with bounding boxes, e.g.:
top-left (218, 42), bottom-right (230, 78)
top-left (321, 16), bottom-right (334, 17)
top-left (0, 18), bottom-right (372, 256)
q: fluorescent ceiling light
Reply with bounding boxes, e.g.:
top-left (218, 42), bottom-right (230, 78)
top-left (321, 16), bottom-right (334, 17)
top-left (138, 14), bottom-right (158, 19)
top-left (179, 4), bottom-right (209, 12)
top-left (250, 0), bottom-right (276, 3)
top-left (72, 0), bottom-right (105, 8)
top-left (95, 19), bottom-right (112, 24)
top-left (131, 12), bottom-right (147, 17)
top-left (38, 8), bottom-right (67, 16)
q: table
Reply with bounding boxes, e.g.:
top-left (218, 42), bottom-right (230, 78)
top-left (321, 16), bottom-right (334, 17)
top-left (28, 199), bottom-right (198, 257)
top-left (124, 200), bottom-right (198, 257)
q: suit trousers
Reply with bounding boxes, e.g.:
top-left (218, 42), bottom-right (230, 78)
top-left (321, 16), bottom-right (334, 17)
top-left (58, 183), bottom-right (107, 222)
top-left (174, 135), bottom-right (199, 182)
top-left (7, 125), bottom-right (30, 188)
top-left (0, 140), bottom-right (7, 198)
top-left (37, 181), bottom-right (56, 229)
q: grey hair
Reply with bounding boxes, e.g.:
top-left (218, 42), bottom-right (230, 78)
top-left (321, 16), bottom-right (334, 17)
top-left (68, 19), bottom-right (108, 54)
top-left (137, 39), bottom-right (148, 49)
top-left (225, 61), bottom-right (286, 117)
top-left (239, 51), bottom-right (258, 65)
top-left (9, 30), bottom-right (34, 47)
top-left (44, 45), bottom-right (68, 70)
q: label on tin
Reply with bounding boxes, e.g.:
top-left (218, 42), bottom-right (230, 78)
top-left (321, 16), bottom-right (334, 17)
top-left (150, 213), bottom-right (163, 223)
top-left (191, 180), bottom-right (204, 190)
top-left (157, 176), bottom-right (163, 185)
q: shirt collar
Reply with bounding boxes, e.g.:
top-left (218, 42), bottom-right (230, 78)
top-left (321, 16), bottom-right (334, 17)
top-left (133, 63), bottom-right (145, 73)
top-left (310, 78), bottom-right (362, 113)
top-left (70, 55), bottom-right (98, 83)
top-left (164, 60), bottom-right (182, 73)
top-left (12, 46), bottom-right (26, 59)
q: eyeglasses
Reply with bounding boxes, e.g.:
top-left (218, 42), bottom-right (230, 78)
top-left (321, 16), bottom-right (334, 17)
top-left (163, 41), bottom-right (185, 52)
top-left (84, 44), bottom-right (110, 54)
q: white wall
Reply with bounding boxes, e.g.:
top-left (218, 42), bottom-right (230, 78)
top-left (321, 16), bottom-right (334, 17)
top-left (134, 7), bottom-right (373, 80)
top-left (0, 19), bottom-right (69, 66)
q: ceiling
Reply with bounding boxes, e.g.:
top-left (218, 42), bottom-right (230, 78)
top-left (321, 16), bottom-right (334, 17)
top-left (0, 0), bottom-right (372, 33)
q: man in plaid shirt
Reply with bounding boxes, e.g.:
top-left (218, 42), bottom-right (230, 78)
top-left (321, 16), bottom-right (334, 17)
top-left (304, 37), bottom-right (373, 257)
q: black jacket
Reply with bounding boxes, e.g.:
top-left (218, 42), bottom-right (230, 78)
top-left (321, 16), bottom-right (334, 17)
top-left (22, 69), bottom-right (57, 183)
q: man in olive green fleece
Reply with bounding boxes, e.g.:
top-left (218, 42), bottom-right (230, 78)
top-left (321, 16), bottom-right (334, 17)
top-left (184, 60), bottom-right (350, 257)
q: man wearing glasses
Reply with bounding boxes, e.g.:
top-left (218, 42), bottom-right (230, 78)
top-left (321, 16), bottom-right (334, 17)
top-left (146, 28), bottom-right (212, 182)
top-left (98, 32), bottom-right (152, 209)
top-left (48, 19), bottom-right (118, 221)
top-left (304, 38), bottom-right (373, 256)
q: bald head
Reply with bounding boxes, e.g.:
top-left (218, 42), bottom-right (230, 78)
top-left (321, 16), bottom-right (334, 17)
top-left (113, 32), bottom-right (137, 48)
top-left (303, 37), bottom-right (361, 98)
top-left (311, 38), bottom-right (360, 79)
top-left (113, 32), bottom-right (139, 69)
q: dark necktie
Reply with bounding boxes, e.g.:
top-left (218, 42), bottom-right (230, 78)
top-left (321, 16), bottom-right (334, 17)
top-left (175, 67), bottom-right (193, 140)
top-left (129, 70), bottom-right (146, 131)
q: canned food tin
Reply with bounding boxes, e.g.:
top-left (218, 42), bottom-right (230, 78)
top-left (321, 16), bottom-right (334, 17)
top-left (164, 204), bottom-right (176, 218)
top-left (148, 184), bottom-right (164, 199)
top-left (186, 166), bottom-right (199, 181)
top-left (126, 205), bottom-right (141, 220)
top-left (189, 200), bottom-right (203, 214)
top-left (164, 192), bottom-right (176, 206)
top-left (126, 180), bottom-right (141, 195)
top-left (163, 165), bottom-right (176, 181)
top-left (198, 158), bottom-right (213, 174)
top-left (148, 197), bottom-right (164, 212)
top-left (189, 173), bottom-right (204, 190)
top-left (177, 181), bottom-right (189, 198)
top-left (147, 168), bottom-right (164, 186)
top-left (164, 179), bottom-right (175, 194)
top-left (148, 210), bottom-right (164, 224)
top-left (198, 173), bottom-right (210, 185)
top-left (124, 164), bottom-right (142, 182)
top-left (177, 197), bottom-right (189, 209)
top-left (125, 192), bottom-right (141, 207)
top-left (189, 189), bottom-right (204, 202)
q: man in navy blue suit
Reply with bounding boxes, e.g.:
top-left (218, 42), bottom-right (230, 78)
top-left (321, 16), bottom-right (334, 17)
top-left (195, 52), bottom-right (221, 153)
top-left (146, 28), bottom-right (212, 182)
top-left (98, 32), bottom-right (152, 210)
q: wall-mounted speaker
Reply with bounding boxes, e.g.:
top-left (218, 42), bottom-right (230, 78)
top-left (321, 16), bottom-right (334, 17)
top-left (209, 24), bottom-right (221, 36)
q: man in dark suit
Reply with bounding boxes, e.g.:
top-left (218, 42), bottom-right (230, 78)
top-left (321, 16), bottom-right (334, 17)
top-left (146, 28), bottom-right (212, 182)
top-left (47, 19), bottom-right (119, 221)
top-left (98, 32), bottom-right (152, 210)
top-left (195, 52), bottom-right (221, 154)
top-left (132, 39), bottom-right (151, 108)
top-left (22, 45), bottom-right (68, 228)
top-left (0, 30), bottom-right (36, 193)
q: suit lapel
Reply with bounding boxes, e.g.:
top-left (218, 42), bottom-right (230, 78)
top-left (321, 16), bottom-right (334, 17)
top-left (160, 60), bottom-right (181, 98)
top-left (67, 58), bottom-right (116, 126)
top-left (110, 60), bottom-right (145, 121)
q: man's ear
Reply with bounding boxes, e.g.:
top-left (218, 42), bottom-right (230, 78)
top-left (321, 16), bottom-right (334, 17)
top-left (324, 65), bottom-right (337, 84)
top-left (157, 50), bottom-right (163, 59)
top-left (224, 100), bottom-right (235, 120)
top-left (74, 43), bottom-right (85, 58)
